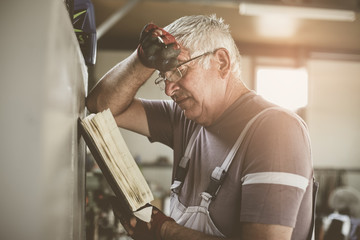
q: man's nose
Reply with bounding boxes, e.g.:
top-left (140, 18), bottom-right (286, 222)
top-left (164, 80), bottom-right (179, 97)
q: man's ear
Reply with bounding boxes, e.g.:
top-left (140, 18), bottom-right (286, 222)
top-left (215, 48), bottom-right (231, 79)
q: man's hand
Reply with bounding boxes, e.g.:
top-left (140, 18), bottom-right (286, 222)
top-left (137, 23), bottom-right (181, 72)
top-left (110, 196), bottom-right (174, 240)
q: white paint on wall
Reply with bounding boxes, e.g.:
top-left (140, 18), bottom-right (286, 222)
top-left (0, 1), bottom-right (87, 239)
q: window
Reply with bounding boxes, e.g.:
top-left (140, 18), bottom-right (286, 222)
top-left (256, 67), bottom-right (308, 111)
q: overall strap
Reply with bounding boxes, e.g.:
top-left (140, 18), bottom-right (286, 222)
top-left (171, 125), bottom-right (202, 193)
top-left (205, 107), bottom-right (284, 198)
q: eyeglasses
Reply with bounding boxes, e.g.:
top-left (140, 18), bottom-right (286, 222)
top-left (154, 51), bottom-right (214, 90)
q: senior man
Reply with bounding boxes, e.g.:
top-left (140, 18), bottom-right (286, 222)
top-left (86, 15), bottom-right (314, 240)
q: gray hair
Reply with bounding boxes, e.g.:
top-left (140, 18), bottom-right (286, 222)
top-left (164, 14), bottom-right (242, 79)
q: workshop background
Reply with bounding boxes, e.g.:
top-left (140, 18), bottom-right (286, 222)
top-left (1, 0), bottom-right (360, 240)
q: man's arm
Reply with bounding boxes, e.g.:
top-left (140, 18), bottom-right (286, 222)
top-left (86, 23), bottom-right (181, 136)
top-left (111, 198), bottom-right (293, 240)
top-left (240, 223), bottom-right (293, 240)
top-left (161, 221), bottom-right (293, 240)
top-left (85, 51), bottom-right (154, 136)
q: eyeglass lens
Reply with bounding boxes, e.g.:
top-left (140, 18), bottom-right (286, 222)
top-left (166, 68), bottom-right (183, 82)
top-left (155, 50), bottom-right (213, 89)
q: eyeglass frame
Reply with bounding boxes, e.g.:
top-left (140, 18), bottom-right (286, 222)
top-left (154, 50), bottom-right (215, 89)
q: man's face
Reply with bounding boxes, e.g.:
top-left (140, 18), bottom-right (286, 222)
top-left (164, 50), bottom-right (227, 126)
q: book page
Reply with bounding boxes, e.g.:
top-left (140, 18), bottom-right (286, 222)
top-left (82, 109), bottom-right (154, 212)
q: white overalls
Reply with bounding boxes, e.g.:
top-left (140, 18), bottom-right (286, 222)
top-left (169, 108), bottom-right (279, 236)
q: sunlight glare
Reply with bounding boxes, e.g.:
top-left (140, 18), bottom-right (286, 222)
top-left (256, 67), bottom-right (308, 111)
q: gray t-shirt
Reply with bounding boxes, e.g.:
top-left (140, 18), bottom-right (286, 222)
top-left (141, 91), bottom-right (313, 239)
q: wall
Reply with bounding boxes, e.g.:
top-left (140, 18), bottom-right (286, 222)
top-left (307, 58), bottom-right (360, 169)
top-left (307, 57), bottom-right (360, 190)
top-left (0, 1), bottom-right (87, 240)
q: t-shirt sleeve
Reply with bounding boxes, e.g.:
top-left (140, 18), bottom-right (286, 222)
top-left (239, 109), bottom-right (312, 227)
top-left (141, 99), bottom-right (177, 148)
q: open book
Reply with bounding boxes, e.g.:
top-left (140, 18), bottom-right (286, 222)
top-left (79, 109), bottom-right (154, 222)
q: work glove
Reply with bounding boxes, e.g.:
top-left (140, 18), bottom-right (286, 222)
top-left (110, 196), bottom-right (175, 240)
top-left (137, 23), bottom-right (181, 72)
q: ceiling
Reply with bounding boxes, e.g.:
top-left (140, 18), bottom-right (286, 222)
top-left (92, 0), bottom-right (360, 57)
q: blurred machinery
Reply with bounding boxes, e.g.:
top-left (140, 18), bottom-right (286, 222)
top-left (85, 153), bottom-right (170, 240)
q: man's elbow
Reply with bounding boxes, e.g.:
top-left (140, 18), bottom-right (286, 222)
top-left (85, 95), bottom-right (99, 113)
